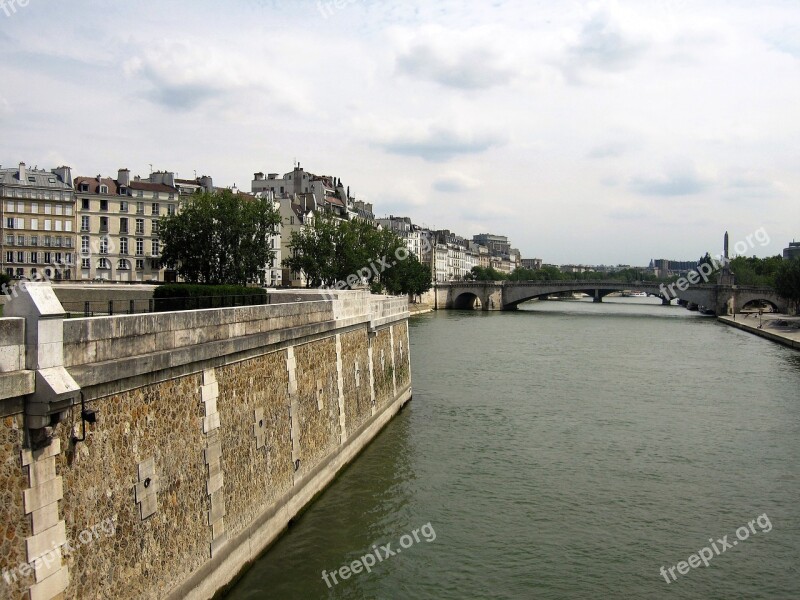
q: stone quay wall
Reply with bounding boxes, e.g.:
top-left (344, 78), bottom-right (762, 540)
top-left (0, 285), bottom-right (411, 600)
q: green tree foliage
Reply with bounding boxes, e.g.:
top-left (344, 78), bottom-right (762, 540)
top-left (0, 272), bottom-right (10, 288)
top-left (283, 212), bottom-right (431, 295)
top-left (727, 255), bottom-right (784, 287)
top-left (464, 266), bottom-right (508, 281)
top-left (382, 253), bottom-right (432, 297)
top-left (774, 258), bottom-right (800, 313)
top-left (160, 190), bottom-right (281, 285)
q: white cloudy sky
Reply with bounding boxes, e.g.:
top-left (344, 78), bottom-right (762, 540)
top-left (1, 0), bottom-right (798, 265)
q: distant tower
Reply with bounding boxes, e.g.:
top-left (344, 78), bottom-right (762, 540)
top-left (719, 231), bottom-right (735, 286)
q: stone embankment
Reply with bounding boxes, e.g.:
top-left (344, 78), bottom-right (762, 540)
top-left (718, 313), bottom-right (800, 350)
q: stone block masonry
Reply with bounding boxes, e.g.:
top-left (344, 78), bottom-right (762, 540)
top-left (0, 285), bottom-right (411, 600)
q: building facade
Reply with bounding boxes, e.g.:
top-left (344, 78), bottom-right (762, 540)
top-left (1, 162), bottom-right (75, 281)
top-left (74, 169), bottom-right (179, 282)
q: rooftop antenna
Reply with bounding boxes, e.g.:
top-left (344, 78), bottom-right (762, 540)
top-left (194, 170), bottom-right (197, 180)
top-left (149, 164), bottom-right (153, 174)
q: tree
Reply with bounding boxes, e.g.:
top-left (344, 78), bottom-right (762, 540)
top-left (382, 253), bottom-right (432, 298)
top-left (774, 258), bottom-right (800, 314)
top-left (160, 189), bottom-right (281, 285)
top-left (466, 266), bottom-right (507, 281)
top-left (284, 212), bottom-right (430, 295)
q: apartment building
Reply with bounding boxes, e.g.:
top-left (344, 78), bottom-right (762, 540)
top-left (74, 169), bottom-right (179, 282)
top-left (0, 162), bottom-right (75, 281)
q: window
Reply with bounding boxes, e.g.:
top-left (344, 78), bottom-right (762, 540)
top-left (151, 203), bottom-right (160, 215)
top-left (135, 259), bottom-right (144, 271)
top-left (81, 216), bottom-right (89, 231)
top-left (44, 236), bottom-right (51, 247)
top-left (54, 252), bottom-right (62, 264)
top-left (167, 204), bottom-right (175, 216)
top-left (119, 186), bottom-right (127, 195)
top-left (117, 259), bottom-right (130, 270)
top-left (31, 236), bottom-right (38, 246)
top-left (79, 183), bottom-right (89, 192)
top-left (81, 198), bottom-right (89, 210)
top-left (81, 236), bottom-right (90, 255)
top-left (30, 218), bottom-right (38, 231)
top-left (151, 220), bottom-right (159, 235)
top-left (31, 202), bottom-right (38, 214)
top-left (65, 221), bottom-right (72, 232)
top-left (65, 238), bottom-right (72, 248)
top-left (55, 237), bottom-right (62, 248)
top-left (4, 235), bottom-right (13, 246)
top-left (30, 252), bottom-right (38, 264)
top-left (55, 221), bottom-right (62, 232)
top-left (44, 252), bottom-right (52, 264)
top-left (98, 258), bottom-right (110, 270)
top-left (44, 204), bottom-right (52, 215)
top-left (16, 252), bottom-right (25, 263)
top-left (151, 239), bottom-right (160, 256)
top-left (99, 185), bottom-right (108, 195)
top-left (153, 192), bottom-right (160, 200)
top-left (99, 199), bottom-right (108, 211)
top-left (137, 191), bottom-right (144, 198)
top-left (16, 235), bottom-right (24, 246)
top-left (137, 202), bottom-right (144, 214)
top-left (136, 238), bottom-right (144, 256)
top-left (168, 193), bottom-right (175, 200)
top-left (81, 258), bottom-right (90, 269)
top-left (65, 205), bottom-right (73, 216)
top-left (100, 217), bottom-right (109, 232)
top-left (119, 237), bottom-right (128, 255)
top-left (44, 220), bottom-right (52, 231)
top-left (120, 201), bottom-right (128, 213)
top-left (65, 253), bottom-right (72, 265)
top-left (5, 252), bottom-right (13, 264)
top-left (135, 219), bottom-right (144, 235)
top-left (99, 237), bottom-right (109, 255)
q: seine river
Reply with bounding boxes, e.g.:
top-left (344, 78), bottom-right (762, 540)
top-left (225, 298), bottom-right (800, 599)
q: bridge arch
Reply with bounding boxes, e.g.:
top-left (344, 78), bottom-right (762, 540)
top-left (741, 298), bottom-right (780, 313)
top-left (453, 292), bottom-right (482, 310)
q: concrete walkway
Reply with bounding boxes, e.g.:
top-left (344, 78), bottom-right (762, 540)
top-left (718, 313), bottom-right (800, 350)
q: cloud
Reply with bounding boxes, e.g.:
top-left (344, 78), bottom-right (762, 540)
top-left (374, 124), bottom-right (505, 162)
top-left (432, 172), bottom-right (481, 193)
top-left (395, 27), bottom-right (514, 90)
top-left (629, 164), bottom-right (712, 196)
top-left (122, 40), bottom-right (311, 114)
top-left (561, 6), bottom-right (649, 83)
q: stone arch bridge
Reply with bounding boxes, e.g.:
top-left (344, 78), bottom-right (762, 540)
top-left (433, 281), bottom-right (788, 315)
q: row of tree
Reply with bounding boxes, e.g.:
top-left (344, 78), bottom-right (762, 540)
top-left (464, 265), bottom-right (662, 283)
top-left (158, 190), bottom-right (431, 297)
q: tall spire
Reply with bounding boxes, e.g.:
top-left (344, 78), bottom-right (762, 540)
top-left (724, 231), bottom-right (729, 259)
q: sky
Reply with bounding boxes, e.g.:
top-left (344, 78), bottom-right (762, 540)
top-left (1, 0), bottom-right (798, 265)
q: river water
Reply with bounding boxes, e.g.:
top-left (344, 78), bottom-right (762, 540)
top-left (224, 298), bottom-right (800, 599)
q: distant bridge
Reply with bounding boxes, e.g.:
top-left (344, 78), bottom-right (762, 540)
top-left (433, 281), bottom-right (788, 315)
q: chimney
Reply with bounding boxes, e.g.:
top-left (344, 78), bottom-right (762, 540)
top-left (118, 168), bottom-right (130, 187)
top-left (51, 166), bottom-right (73, 187)
top-left (199, 176), bottom-right (213, 192)
top-left (19, 162), bottom-right (26, 183)
top-left (254, 172), bottom-right (264, 181)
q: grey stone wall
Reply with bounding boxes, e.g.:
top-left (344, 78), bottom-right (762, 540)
top-left (0, 287), bottom-right (411, 600)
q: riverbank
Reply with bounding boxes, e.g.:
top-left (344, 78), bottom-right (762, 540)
top-left (409, 303), bottom-right (434, 316)
top-left (718, 313), bottom-right (800, 350)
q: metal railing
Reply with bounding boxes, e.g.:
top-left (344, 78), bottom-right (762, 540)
top-left (62, 294), bottom-right (271, 318)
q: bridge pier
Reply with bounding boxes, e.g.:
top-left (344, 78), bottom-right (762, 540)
top-left (593, 290), bottom-right (602, 303)
top-left (661, 297), bottom-right (673, 306)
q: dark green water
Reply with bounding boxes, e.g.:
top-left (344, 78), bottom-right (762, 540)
top-left (224, 298), bottom-right (800, 599)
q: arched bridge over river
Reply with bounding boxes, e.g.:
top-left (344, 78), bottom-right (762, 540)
top-left (433, 281), bottom-right (788, 315)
